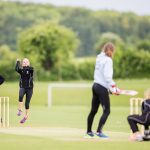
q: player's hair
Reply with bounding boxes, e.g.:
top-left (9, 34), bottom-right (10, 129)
top-left (144, 88), bottom-right (150, 99)
top-left (102, 42), bottom-right (115, 56)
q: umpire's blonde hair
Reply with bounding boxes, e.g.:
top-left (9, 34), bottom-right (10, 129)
top-left (144, 88), bottom-right (150, 99)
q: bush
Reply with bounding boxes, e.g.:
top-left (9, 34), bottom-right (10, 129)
top-left (34, 62), bottom-right (80, 81)
top-left (1, 44), bottom-right (150, 81)
top-left (78, 60), bottom-right (95, 80)
top-left (0, 61), bottom-right (17, 81)
top-left (60, 63), bottom-right (80, 80)
top-left (0, 45), bottom-right (18, 81)
top-left (114, 49), bottom-right (150, 78)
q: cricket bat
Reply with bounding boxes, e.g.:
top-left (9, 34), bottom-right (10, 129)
top-left (119, 89), bottom-right (138, 96)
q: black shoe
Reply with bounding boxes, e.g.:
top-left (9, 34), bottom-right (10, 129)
top-left (143, 135), bottom-right (150, 141)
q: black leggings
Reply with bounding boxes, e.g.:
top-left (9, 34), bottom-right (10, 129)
top-left (87, 83), bottom-right (110, 133)
top-left (19, 88), bottom-right (33, 109)
top-left (127, 113), bottom-right (150, 133)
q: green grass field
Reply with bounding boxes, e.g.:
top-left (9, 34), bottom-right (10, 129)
top-left (0, 79), bottom-right (150, 150)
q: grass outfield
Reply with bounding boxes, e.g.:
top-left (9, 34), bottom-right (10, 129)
top-left (0, 79), bottom-right (150, 106)
top-left (8, 106), bottom-right (130, 131)
top-left (0, 106), bottom-right (149, 150)
top-left (0, 133), bottom-right (149, 150)
top-left (0, 79), bottom-right (150, 149)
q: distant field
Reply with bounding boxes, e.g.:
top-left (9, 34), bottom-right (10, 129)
top-left (0, 79), bottom-right (150, 106)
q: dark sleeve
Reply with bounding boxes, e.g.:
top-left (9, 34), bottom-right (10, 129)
top-left (30, 67), bottom-right (34, 77)
top-left (141, 100), bottom-right (150, 115)
top-left (141, 101), bottom-right (145, 114)
top-left (15, 61), bottom-right (22, 73)
top-left (0, 75), bottom-right (5, 85)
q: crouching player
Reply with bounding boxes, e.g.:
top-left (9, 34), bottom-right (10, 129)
top-left (15, 58), bottom-right (34, 124)
top-left (127, 89), bottom-right (150, 141)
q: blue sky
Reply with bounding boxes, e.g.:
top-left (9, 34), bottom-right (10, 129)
top-left (5, 0), bottom-right (150, 15)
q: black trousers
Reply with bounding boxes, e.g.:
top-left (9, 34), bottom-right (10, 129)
top-left (87, 83), bottom-right (110, 133)
top-left (19, 88), bottom-right (33, 109)
top-left (127, 113), bottom-right (150, 133)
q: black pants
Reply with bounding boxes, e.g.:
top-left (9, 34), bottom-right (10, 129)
top-left (19, 88), bottom-right (33, 109)
top-left (127, 113), bottom-right (150, 133)
top-left (87, 83), bottom-right (110, 133)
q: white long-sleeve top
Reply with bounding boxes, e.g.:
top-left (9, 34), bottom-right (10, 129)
top-left (94, 52), bottom-right (115, 89)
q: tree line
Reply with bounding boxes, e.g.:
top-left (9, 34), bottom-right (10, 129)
top-left (0, 1), bottom-right (150, 80)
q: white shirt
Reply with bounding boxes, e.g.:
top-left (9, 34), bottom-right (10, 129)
top-left (94, 52), bottom-right (115, 89)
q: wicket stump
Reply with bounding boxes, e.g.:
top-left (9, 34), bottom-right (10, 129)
top-left (0, 97), bottom-right (9, 128)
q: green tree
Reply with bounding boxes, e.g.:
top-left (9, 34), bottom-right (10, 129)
top-left (95, 32), bottom-right (124, 52)
top-left (137, 40), bottom-right (150, 52)
top-left (95, 32), bottom-right (126, 78)
top-left (1, 1), bottom-right (150, 57)
top-left (0, 45), bottom-right (18, 80)
top-left (18, 21), bottom-right (80, 79)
